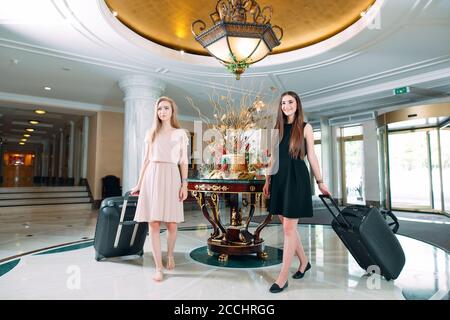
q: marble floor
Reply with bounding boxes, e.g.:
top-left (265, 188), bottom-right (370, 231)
top-left (0, 206), bottom-right (449, 300)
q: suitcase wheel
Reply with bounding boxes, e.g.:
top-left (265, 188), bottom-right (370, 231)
top-left (137, 250), bottom-right (144, 257)
top-left (95, 252), bottom-right (105, 261)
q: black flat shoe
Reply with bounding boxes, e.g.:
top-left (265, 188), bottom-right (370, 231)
top-left (269, 281), bottom-right (288, 293)
top-left (292, 262), bottom-right (311, 279)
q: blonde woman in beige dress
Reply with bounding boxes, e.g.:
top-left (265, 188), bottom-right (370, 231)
top-left (131, 96), bottom-right (189, 282)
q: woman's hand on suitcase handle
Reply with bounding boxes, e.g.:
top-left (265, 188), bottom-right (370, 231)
top-left (130, 186), bottom-right (140, 196)
top-left (318, 182), bottom-right (331, 196)
top-left (179, 184), bottom-right (188, 201)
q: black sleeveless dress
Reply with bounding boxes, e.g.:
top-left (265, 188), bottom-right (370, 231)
top-left (267, 122), bottom-right (313, 218)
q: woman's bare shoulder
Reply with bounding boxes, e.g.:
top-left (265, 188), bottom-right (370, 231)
top-left (304, 123), bottom-right (313, 135)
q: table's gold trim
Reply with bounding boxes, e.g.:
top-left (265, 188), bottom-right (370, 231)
top-left (188, 190), bottom-right (263, 194)
top-left (191, 191), bottom-right (203, 208)
top-left (194, 184), bottom-right (229, 192)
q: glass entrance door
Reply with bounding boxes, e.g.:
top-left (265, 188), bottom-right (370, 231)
top-left (341, 126), bottom-right (365, 205)
top-left (388, 130), bottom-right (432, 210)
top-left (376, 103), bottom-right (450, 214)
top-left (439, 122), bottom-right (450, 213)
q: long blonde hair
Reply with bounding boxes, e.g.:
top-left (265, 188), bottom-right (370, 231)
top-left (149, 96), bottom-right (181, 143)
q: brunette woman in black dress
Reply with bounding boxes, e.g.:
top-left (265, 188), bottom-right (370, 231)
top-left (263, 91), bottom-right (330, 293)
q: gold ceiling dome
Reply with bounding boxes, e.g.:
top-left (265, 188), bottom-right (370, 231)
top-left (105, 0), bottom-right (376, 73)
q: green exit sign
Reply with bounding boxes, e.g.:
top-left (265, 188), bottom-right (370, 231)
top-left (393, 86), bottom-right (410, 95)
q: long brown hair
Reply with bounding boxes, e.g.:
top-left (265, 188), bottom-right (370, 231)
top-left (150, 96), bottom-right (181, 143)
top-left (274, 91), bottom-right (306, 159)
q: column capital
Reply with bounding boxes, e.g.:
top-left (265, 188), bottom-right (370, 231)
top-left (118, 75), bottom-right (165, 102)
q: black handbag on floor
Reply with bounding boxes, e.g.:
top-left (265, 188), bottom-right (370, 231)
top-left (94, 192), bottom-right (148, 261)
top-left (319, 195), bottom-right (405, 280)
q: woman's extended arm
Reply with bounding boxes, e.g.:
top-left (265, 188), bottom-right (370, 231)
top-left (304, 123), bottom-right (330, 195)
top-left (179, 131), bottom-right (189, 201)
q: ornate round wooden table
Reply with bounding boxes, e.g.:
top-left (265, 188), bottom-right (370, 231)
top-left (188, 178), bottom-right (273, 261)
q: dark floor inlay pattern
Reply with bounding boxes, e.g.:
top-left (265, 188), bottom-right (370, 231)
top-left (190, 245), bottom-right (283, 269)
top-left (0, 259), bottom-right (20, 278)
top-left (33, 241), bottom-right (94, 256)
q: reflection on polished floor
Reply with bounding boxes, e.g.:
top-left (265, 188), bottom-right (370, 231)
top-left (0, 208), bottom-right (448, 300)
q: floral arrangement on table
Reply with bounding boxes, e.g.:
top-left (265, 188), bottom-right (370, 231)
top-left (187, 91), bottom-right (274, 180)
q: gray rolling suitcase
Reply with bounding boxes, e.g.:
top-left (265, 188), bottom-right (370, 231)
top-left (319, 195), bottom-right (405, 280)
top-left (94, 192), bottom-right (148, 261)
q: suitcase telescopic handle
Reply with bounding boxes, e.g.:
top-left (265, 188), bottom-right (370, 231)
top-left (114, 191), bottom-right (139, 248)
top-left (119, 191), bottom-right (140, 225)
top-left (119, 191), bottom-right (132, 222)
top-left (318, 194), bottom-right (352, 229)
top-left (381, 209), bottom-right (400, 234)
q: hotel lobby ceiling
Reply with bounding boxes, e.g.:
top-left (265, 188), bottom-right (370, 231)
top-left (104, 0), bottom-right (376, 55)
top-left (0, 0), bottom-right (449, 122)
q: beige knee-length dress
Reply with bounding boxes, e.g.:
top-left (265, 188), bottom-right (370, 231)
top-left (134, 128), bottom-right (189, 223)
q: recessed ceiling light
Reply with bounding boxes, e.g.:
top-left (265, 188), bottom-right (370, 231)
top-left (25, 128), bottom-right (34, 132)
top-left (19, 142), bottom-right (25, 145)
top-left (20, 138), bottom-right (27, 142)
top-left (44, 86), bottom-right (52, 91)
top-left (180, 50), bottom-right (185, 55)
top-left (34, 109), bottom-right (46, 115)
top-left (29, 120), bottom-right (40, 125)
top-left (112, 11), bottom-right (118, 17)
top-left (23, 134), bottom-right (31, 137)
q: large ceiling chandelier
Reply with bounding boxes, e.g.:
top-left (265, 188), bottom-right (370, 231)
top-left (192, 0), bottom-right (283, 80)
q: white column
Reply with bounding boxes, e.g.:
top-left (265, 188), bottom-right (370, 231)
top-left (68, 120), bottom-right (75, 180)
top-left (320, 117), bottom-right (336, 195)
top-left (363, 120), bottom-right (380, 206)
top-left (81, 116), bottom-right (89, 180)
top-left (332, 126), bottom-right (342, 200)
top-left (51, 134), bottom-right (57, 178)
top-left (58, 128), bottom-right (64, 179)
top-left (118, 75), bottom-right (165, 194)
top-left (41, 139), bottom-right (49, 178)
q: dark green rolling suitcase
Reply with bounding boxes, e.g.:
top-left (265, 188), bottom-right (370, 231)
top-left (94, 192), bottom-right (148, 261)
top-left (319, 195), bottom-right (405, 280)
